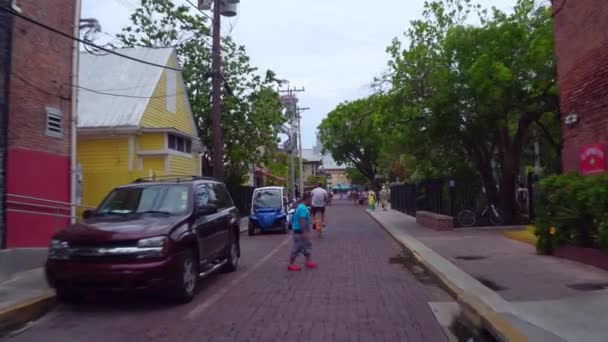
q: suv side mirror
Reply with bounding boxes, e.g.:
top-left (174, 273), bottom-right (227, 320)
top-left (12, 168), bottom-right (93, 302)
top-left (82, 209), bottom-right (95, 219)
top-left (197, 203), bottom-right (218, 216)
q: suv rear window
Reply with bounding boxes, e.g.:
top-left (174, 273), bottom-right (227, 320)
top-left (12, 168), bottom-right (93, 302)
top-left (98, 184), bottom-right (190, 215)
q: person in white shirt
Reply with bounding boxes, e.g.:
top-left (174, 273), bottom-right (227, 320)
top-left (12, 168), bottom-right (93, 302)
top-left (310, 182), bottom-right (329, 227)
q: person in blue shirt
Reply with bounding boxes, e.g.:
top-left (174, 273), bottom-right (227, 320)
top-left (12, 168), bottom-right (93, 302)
top-left (288, 192), bottom-right (317, 271)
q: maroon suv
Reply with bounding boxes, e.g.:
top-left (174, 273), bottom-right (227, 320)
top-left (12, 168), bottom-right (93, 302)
top-left (45, 176), bottom-right (240, 303)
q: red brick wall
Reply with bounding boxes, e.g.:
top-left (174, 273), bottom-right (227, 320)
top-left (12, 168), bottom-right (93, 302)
top-left (553, 0), bottom-right (608, 172)
top-left (9, 0), bottom-right (74, 155)
top-left (6, 0), bottom-right (76, 246)
top-left (415, 211), bottom-right (454, 231)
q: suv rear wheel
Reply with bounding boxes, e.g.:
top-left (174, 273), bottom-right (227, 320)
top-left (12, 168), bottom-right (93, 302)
top-left (173, 250), bottom-right (198, 303)
top-left (222, 235), bottom-right (239, 273)
top-left (248, 222), bottom-right (255, 236)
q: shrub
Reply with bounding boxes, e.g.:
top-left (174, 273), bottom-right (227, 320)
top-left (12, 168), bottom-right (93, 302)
top-left (535, 173), bottom-right (608, 254)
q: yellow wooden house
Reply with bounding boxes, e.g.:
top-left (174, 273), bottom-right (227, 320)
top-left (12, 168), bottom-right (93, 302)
top-left (77, 47), bottom-right (202, 208)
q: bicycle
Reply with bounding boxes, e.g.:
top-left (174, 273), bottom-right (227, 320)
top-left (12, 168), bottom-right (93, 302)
top-left (313, 211), bottom-right (323, 238)
top-left (457, 203), bottom-right (504, 227)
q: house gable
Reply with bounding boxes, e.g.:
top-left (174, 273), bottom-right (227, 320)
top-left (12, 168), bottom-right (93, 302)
top-left (139, 51), bottom-right (198, 138)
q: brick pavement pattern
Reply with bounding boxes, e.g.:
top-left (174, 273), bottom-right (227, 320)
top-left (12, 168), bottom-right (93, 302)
top-left (8, 201), bottom-right (449, 342)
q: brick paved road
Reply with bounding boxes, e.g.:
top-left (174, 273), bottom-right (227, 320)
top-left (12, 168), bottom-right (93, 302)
top-left (7, 201), bottom-right (450, 342)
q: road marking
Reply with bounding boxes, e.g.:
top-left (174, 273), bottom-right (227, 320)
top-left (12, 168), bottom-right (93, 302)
top-left (186, 236), bottom-right (290, 320)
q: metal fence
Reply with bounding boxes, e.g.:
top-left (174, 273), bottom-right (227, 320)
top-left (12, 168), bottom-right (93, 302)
top-left (228, 185), bottom-right (256, 218)
top-left (391, 178), bottom-right (479, 220)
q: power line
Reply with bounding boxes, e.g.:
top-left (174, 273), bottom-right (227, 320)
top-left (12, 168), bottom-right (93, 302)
top-left (1, 6), bottom-right (183, 72)
top-left (184, 0), bottom-right (215, 22)
top-left (11, 72), bottom-right (188, 99)
top-left (75, 83), bottom-right (186, 99)
top-left (115, 0), bottom-right (136, 11)
top-left (10, 73), bottom-right (70, 100)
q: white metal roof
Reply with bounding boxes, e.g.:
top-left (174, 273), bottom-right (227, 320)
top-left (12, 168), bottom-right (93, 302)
top-left (77, 47), bottom-right (175, 128)
top-left (301, 148), bottom-right (322, 162)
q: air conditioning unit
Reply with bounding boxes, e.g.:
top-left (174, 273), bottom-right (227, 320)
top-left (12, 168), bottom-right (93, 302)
top-left (198, 0), bottom-right (211, 10)
top-left (220, 1), bottom-right (237, 17)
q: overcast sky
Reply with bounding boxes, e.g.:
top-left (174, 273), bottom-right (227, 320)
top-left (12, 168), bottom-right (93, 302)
top-left (82, 0), bottom-right (515, 148)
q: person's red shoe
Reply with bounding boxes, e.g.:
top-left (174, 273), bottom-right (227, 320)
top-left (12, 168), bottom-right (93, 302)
top-left (288, 264), bottom-right (301, 271)
top-left (306, 261), bottom-right (317, 269)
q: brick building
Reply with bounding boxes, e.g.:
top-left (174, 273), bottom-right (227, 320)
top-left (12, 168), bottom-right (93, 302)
top-left (553, 0), bottom-right (608, 173)
top-left (0, 0), bottom-right (77, 247)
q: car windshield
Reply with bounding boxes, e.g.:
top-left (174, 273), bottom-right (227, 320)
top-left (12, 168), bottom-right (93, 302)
top-left (253, 189), bottom-right (282, 210)
top-left (97, 185), bottom-right (190, 216)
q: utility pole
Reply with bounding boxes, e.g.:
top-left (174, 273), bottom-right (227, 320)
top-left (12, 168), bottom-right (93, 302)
top-left (279, 86), bottom-right (304, 199)
top-left (210, 0), bottom-right (224, 179)
top-left (296, 107), bottom-right (310, 193)
top-left (0, 0), bottom-right (14, 249)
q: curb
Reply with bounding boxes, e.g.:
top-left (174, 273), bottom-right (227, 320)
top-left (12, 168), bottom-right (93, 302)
top-left (0, 291), bottom-right (56, 337)
top-left (366, 210), bottom-right (528, 342)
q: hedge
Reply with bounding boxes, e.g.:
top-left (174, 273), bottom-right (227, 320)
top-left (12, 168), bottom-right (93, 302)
top-left (535, 173), bottom-right (608, 254)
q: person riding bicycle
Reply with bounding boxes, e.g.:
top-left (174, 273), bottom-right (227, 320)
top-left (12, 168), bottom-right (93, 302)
top-left (310, 182), bottom-right (328, 228)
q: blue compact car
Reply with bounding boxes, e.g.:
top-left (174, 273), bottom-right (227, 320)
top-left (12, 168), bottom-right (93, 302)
top-left (248, 187), bottom-right (291, 235)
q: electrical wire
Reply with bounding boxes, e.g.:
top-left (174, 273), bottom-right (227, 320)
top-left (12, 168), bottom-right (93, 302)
top-left (115, 0), bottom-right (136, 11)
top-left (228, 15), bottom-right (239, 35)
top-left (184, 0), bottom-right (215, 22)
top-left (10, 72), bottom-right (70, 99)
top-left (1, 6), bottom-right (183, 72)
top-left (551, 0), bottom-right (566, 17)
top-left (11, 72), bottom-right (188, 99)
top-left (75, 83), bottom-right (187, 99)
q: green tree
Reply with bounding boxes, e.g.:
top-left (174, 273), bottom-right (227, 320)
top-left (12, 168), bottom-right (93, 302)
top-left (318, 96), bottom-right (385, 189)
top-left (345, 167), bottom-right (368, 186)
top-left (306, 175), bottom-right (327, 188)
top-left (383, 0), bottom-right (559, 222)
top-left (263, 151), bottom-right (301, 188)
top-left (118, 0), bottom-right (285, 187)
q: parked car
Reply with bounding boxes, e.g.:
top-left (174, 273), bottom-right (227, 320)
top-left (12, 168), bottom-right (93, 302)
top-left (248, 186), bottom-right (291, 235)
top-left (45, 176), bottom-right (240, 304)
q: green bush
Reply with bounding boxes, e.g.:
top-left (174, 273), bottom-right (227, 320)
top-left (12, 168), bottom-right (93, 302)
top-left (535, 173), bottom-right (608, 254)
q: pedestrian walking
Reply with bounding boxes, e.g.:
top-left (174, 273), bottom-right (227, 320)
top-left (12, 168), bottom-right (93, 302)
top-left (311, 182), bottom-right (328, 227)
top-left (380, 186), bottom-right (389, 211)
top-left (367, 189), bottom-right (376, 211)
top-left (288, 192), bottom-right (317, 271)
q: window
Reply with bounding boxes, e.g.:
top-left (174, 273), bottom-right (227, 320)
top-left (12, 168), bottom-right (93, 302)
top-left (212, 183), bottom-right (233, 209)
top-left (168, 134), bottom-right (176, 150)
top-left (253, 189), bottom-right (282, 210)
top-left (97, 185), bottom-right (189, 216)
top-left (45, 107), bottom-right (62, 137)
top-left (167, 134), bottom-right (192, 153)
top-left (166, 70), bottom-right (176, 113)
top-left (195, 183), bottom-right (217, 207)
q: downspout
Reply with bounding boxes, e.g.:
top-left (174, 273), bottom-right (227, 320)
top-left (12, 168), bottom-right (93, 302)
top-left (70, 0), bottom-right (82, 224)
top-left (0, 0), bottom-right (14, 248)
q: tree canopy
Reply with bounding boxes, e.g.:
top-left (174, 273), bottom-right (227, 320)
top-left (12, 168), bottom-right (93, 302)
top-left (320, 0), bottom-right (560, 222)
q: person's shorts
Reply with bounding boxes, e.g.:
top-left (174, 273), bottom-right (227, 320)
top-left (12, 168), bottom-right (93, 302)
top-left (311, 206), bottom-right (325, 216)
top-left (290, 232), bottom-right (311, 258)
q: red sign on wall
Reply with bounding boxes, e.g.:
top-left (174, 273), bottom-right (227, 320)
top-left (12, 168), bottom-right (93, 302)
top-left (580, 144), bottom-right (606, 175)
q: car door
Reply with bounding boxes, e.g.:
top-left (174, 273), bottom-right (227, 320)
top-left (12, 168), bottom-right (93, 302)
top-left (211, 183), bottom-right (232, 253)
top-left (193, 183), bottom-right (223, 261)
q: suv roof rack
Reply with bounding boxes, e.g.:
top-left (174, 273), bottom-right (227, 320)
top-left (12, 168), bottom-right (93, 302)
top-left (132, 175), bottom-right (220, 184)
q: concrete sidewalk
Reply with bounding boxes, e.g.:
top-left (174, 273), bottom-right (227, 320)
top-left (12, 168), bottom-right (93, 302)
top-left (0, 268), bottom-right (54, 336)
top-left (369, 209), bottom-right (608, 341)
